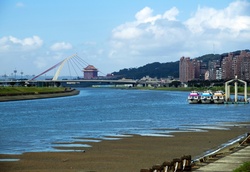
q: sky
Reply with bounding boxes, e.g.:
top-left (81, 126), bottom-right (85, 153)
top-left (0, 0), bottom-right (250, 78)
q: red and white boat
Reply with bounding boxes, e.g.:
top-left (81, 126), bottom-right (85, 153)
top-left (187, 91), bottom-right (201, 104)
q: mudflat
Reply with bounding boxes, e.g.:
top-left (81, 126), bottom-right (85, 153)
top-left (0, 123), bottom-right (249, 172)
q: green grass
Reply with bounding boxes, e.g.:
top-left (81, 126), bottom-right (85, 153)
top-left (233, 161), bottom-right (250, 172)
top-left (0, 87), bottom-right (65, 95)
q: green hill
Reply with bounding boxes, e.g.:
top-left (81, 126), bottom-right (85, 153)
top-left (112, 62), bottom-right (179, 79)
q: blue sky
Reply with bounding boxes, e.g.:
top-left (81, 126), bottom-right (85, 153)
top-left (0, 0), bottom-right (250, 78)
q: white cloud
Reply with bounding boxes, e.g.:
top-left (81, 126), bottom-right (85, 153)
top-left (33, 57), bottom-right (47, 69)
top-left (50, 42), bottom-right (73, 51)
top-left (109, 0), bottom-right (250, 69)
top-left (16, 2), bottom-right (24, 8)
top-left (163, 7), bottom-right (179, 21)
top-left (0, 35), bottom-right (43, 52)
top-left (135, 6), bottom-right (161, 24)
top-left (109, 6), bottom-right (186, 65)
top-left (1, 1), bottom-right (249, 76)
top-left (112, 26), bottom-right (143, 40)
top-left (185, 0), bottom-right (250, 34)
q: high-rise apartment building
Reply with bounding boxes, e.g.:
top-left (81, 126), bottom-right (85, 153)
top-left (221, 51), bottom-right (250, 80)
top-left (237, 50), bottom-right (250, 80)
top-left (179, 50), bottom-right (250, 82)
top-left (241, 55), bottom-right (250, 80)
top-left (179, 57), bottom-right (202, 82)
top-left (179, 57), bottom-right (192, 82)
top-left (208, 60), bottom-right (221, 80)
top-left (221, 53), bottom-right (233, 80)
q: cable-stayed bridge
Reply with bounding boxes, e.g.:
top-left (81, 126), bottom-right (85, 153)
top-left (1, 54), bottom-right (162, 87)
top-left (31, 54), bottom-right (103, 81)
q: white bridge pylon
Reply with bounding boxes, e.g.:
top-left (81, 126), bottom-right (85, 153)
top-left (30, 54), bottom-right (93, 81)
top-left (52, 54), bottom-right (77, 81)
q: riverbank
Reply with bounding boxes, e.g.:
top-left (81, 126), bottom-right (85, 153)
top-left (0, 88), bottom-right (79, 102)
top-left (0, 122), bottom-right (249, 172)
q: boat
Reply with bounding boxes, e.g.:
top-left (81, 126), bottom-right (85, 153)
top-left (201, 90), bottom-right (214, 104)
top-left (213, 91), bottom-right (225, 104)
top-left (187, 91), bottom-right (201, 104)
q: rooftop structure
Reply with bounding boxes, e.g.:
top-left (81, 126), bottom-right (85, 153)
top-left (83, 65), bottom-right (98, 79)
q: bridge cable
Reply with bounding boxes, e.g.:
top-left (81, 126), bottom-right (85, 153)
top-left (66, 59), bottom-right (73, 79)
top-left (71, 57), bottom-right (85, 72)
top-left (31, 54), bottom-right (106, 80)
top-left (30, 60), bottom-right (63, 80)
top-left (76, 55), bottom-right (106, 76)
top-left (69, 58), bottom-right (81, 79)
top-left (75, 55), bottom-right (90, 66)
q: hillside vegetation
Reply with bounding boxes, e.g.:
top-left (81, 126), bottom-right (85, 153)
top-left (112, 62), bottom-right (179, 79)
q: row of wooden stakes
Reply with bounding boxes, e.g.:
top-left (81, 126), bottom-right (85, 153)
top-left (140, 155), bottom-right (192, 172)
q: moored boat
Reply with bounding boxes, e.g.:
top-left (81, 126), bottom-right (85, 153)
top-left (187, 91), bottom-right (201, 104)
top-left (213, 91), bottom-right (225, 104)
top-left (201, 90), bottom-right (214, 104)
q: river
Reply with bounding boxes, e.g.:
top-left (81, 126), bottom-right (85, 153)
top-left (0, 88), bottom-right (249, 154)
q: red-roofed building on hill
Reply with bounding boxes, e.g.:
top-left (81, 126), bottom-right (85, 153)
top-left (83, 65), bottom-right (98, 79)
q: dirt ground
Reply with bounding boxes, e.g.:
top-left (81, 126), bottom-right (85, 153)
top-left (1, 123), bottom-right (249, 172)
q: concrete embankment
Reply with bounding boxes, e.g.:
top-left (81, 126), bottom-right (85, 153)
top-left (0, 89), bottom-right (80, 102)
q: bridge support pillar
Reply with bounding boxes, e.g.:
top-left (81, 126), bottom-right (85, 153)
top-left (234, 81), bottom-right (238, 102)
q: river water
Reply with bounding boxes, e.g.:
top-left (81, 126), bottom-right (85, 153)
top-left (0, 88), bottom-right (250, 154)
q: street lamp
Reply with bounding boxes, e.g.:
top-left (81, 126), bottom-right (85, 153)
top-left (3, 73), bottom-right (7, 86)
top-left (14, 69), bottom-right (17, 79)
top-left (21, 71), bottom-right (23, 79)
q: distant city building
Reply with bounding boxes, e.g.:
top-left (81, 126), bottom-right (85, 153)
top-left (208, 60), bottom-right (221, 80)
top-left (221, 53), bottom-right (234, 80)
top-left (83, 65), bottom-right (98, 79)
top-left (204, 71), bottom-right (209, 80)
top-left (216, 68), bottom-right (222, 80)
top-left (179, 57), bottom-right (203, 82)
top-left (241, 52), bottom-right (250, 81)
top-left (179, 57), bottom-right (193, 82)
top-left (199, 62), bottom-right (207, 80)
top-left (193, 59), bottom-right (201, 79)
top-left (179, 50), bottom-right (250, 83)
top-left (237, 50), bottom-right (250, 80)
top-left (221, 51), bottom-right (250, 80)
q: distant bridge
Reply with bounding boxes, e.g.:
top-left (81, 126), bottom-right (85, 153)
top-left (1, 54), bottom-right (164, 87)
top-left (0, 79), bottom-right (163, 88)
top-left (31, 54), bottom-right (91, 81)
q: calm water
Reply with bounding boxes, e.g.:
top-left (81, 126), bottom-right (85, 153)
top-left (0, 88), bottom-right (250, 154)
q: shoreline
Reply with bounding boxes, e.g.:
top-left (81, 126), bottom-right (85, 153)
top-left (0, 88), bottom-right (80, 102)
top-left (0, 122), bottom-right (249, 172)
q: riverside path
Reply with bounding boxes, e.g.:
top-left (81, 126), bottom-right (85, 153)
top-left (194, 145), bottom-right (250, 172)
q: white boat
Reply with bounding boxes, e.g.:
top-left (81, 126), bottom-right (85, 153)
top-left (201, 90), bottom-right (213, 104)
top-left (187, 91), bottom-right (201, 104)
top-left (213, 91), bottom-right (225, 104)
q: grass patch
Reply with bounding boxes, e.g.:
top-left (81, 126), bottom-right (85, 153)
top-left (0, 87), bottom-right (66, 95)
top-left (233, 161), bottom-right (250, 172)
